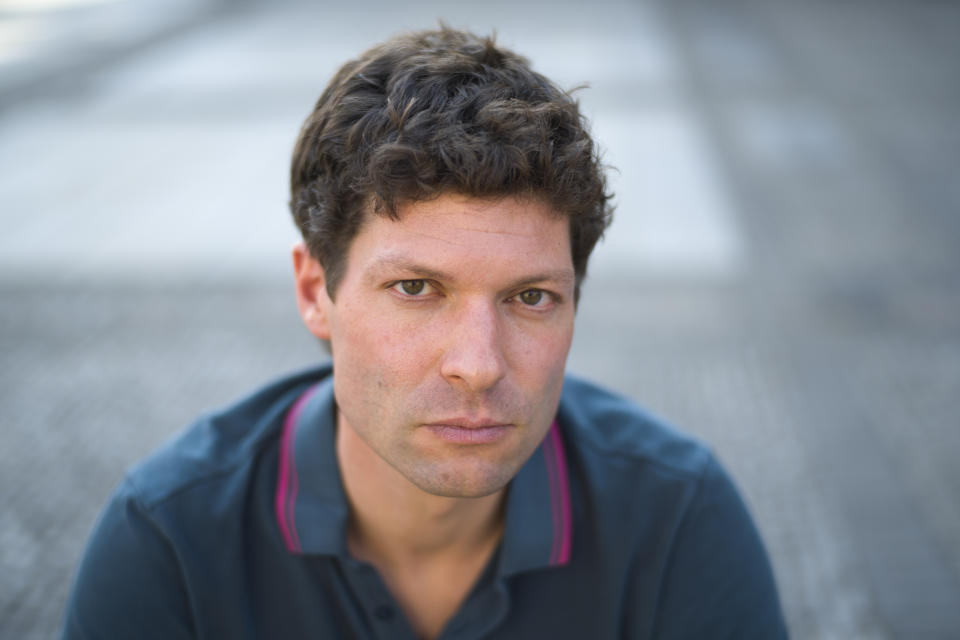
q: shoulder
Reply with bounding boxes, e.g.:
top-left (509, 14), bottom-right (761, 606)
top-left (558, 373), bottom-right (711, 481)
top-left (556, 372), bottom-right (723, 548)
top-left (62, 366), bottom-right (334, 638)
top-left (126, 364), bottom-right (331, 509)
top-left (557, 375), bottom-right (787, 637)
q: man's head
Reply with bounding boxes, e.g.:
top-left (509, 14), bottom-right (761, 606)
top-left (290, 28), bottom-right (613, 499)
top-left (289, 26), bottom-right (612, 302)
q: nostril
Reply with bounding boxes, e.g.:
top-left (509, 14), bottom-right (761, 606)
top-left (440, 340), bottom-right (506, 391)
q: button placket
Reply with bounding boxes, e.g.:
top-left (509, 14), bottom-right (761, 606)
top-left (339, 558), bottom-right (416, 638)
top-left (372, 603), bottom-right (395, 621)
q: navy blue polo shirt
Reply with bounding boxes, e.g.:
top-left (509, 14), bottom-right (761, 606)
top-left (63, 365), bottom-right (788, 639)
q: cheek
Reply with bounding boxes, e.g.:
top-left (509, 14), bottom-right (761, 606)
top-left (498, 329), bottom-right (571, 423)
top-left (334, 299), bottom-right (435, 379)
top-left (509, 318), bottom-right (574, 373)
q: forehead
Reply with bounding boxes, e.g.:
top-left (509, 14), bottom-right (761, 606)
top-left (344, 194), bottom-right (573, 284)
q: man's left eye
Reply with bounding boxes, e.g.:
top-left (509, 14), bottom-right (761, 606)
top-left (517, 289), bottom-right (548, 306)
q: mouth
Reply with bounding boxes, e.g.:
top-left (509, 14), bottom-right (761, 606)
top-left (422, 419), bottom-right (514, 445)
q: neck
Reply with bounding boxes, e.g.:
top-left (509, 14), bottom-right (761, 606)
top-left (335, 415), bottom-right (506, 568)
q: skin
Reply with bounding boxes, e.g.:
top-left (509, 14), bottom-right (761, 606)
top-left (293, 192), bottom-right (576, 638)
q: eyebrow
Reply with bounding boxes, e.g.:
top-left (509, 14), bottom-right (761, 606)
top-left (364, 256), bottom-right (451, 284)
top-left (364, 255), bottom-right (575, 290)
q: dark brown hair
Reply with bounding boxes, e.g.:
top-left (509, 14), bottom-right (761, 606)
top-left (290, 27), bottom-right (613, 300)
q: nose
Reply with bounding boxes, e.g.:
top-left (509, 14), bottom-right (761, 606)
top-left (440, 299), bottom-right (507, 393)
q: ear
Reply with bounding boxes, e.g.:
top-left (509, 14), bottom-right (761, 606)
top-left (292, 242), bottom-right (332, 340)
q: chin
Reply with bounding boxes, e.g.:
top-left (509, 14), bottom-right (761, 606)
top-left (406, 463), bottom-right (516, 499)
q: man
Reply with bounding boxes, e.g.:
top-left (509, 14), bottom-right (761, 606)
top-left (63, 27), bottom-right (787, 639)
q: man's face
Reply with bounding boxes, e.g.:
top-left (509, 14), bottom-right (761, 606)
top-left (298, 193), bottom-right (576, 498)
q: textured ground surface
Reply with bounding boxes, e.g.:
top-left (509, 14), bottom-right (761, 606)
top-left (2, 0), bottom-right (959, 638)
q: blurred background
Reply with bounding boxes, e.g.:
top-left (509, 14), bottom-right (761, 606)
top-left (2, 0), bottom-right (959, 637)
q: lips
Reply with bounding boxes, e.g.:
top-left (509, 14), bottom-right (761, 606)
top-left (422, 419), bottom-right (514, 444)
top-left (425, 418), bottom-right (511, 429)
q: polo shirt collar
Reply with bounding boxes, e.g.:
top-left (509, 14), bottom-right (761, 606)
top-left (275, 376), bottom-right (347, 555)
top-left (498, 419), bottom-right (573, 575)
top-left (274, 373), bottom-right (573, 575)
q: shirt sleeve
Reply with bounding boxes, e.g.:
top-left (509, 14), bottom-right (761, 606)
top-left (61, 478), bottom-right (195, 640)
top-left (651, 455), bottom-right (789, 639)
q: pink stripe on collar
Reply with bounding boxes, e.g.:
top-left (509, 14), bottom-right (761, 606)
top-left (274, 386), bottom-right (318, 553)
top-left (545, 421), bottom-right (572, 565)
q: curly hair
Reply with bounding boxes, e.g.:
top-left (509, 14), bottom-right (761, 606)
top-left (290, 27), bottom-right (613, 300)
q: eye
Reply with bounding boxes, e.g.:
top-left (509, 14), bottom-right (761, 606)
top-left (390, 279), bottom-right (431, 296)
top-left (516, 289), bottom-right (551, 307)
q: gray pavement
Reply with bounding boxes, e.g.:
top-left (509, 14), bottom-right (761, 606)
top-left (2, 0), bottom-right (960, 638)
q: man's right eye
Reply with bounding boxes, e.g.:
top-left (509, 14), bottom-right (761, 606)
top-left (391, 280), bottom-right (429, 296)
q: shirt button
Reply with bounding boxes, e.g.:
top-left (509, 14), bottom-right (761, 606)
top-left (373, 604), bottom-right (394, 621)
